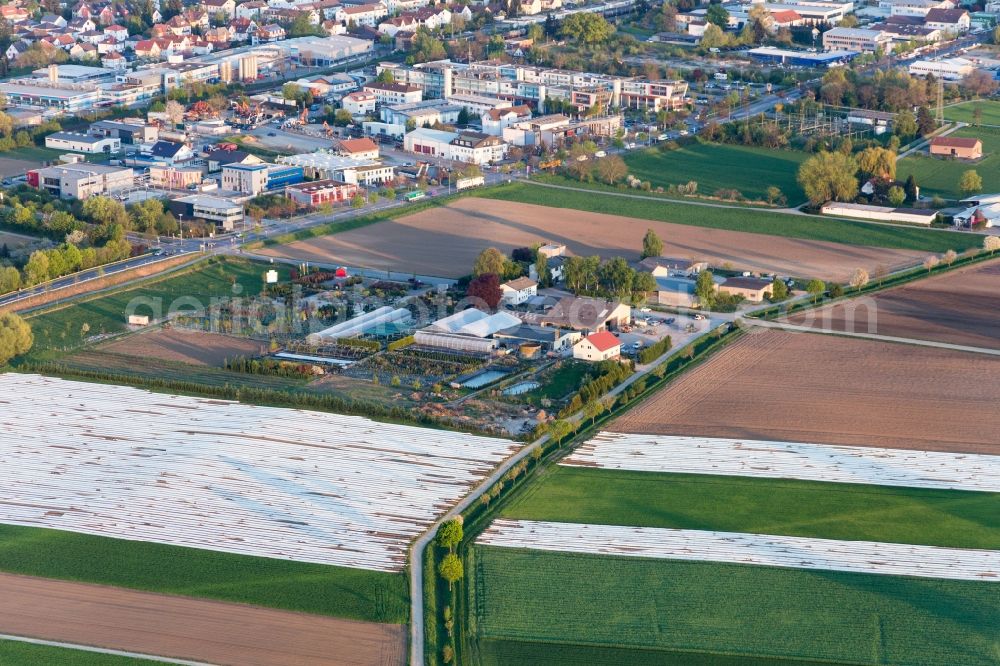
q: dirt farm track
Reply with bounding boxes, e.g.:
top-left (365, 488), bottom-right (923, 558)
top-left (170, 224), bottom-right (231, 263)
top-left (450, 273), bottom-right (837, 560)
top-left (260, 199), bottom-right (925, 282)
top-left (0, 573), bottom-right (405, 666)
top-left (611, 329), bottom-right (1000, 454)
top-left (785, 258), bottom-right (1000, 350)
top-left (99, 328), bottom-right (266, 366)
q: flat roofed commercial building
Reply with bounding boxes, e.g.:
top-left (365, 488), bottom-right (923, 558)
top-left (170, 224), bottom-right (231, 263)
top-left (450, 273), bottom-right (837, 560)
top-left (171, 194), bottom-right (244, 230)
top-left (285, 179), bottom-right (359, 206)
top-left (823, 27), bottom-right (892, 52)
top-left (0, 80), bottom-right (101, 112)
top-left (27, 163), bottom-right (134, 199)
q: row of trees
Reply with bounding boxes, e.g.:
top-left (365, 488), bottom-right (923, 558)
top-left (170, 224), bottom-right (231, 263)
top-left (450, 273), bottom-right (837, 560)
top-left (562, 255), bottom-right (656, 303)
top-left (0, 235), bottom-right (133, 294)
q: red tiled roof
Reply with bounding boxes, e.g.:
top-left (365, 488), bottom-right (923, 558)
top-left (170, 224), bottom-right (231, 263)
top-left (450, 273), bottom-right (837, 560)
top-left (585, 330), bottom-right (621, 352)
top-left (931, 136), bottom-right (981, 149)
top-left (339, 137), bottom-right (378, 153)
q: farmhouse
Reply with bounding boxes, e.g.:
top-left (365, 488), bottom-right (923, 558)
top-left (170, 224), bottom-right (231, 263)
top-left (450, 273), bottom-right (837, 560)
top-left (573, 330), bottom-right (622, 362)
top-left (719, 276), bottom-right (773, 303)
top-left (929, 136), bottom-right (982, 159)
top-left (525, 295), bottom-right (630, 333)
top-left (500, 277), bottom-right (538, 305)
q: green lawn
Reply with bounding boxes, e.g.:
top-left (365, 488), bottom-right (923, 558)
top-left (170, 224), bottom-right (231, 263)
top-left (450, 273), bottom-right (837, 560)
top-left (943, 100), bottom-right (1000, 126)
top-left (472, 547), bottom-right (1000, 666)
top-left (23, 257), bottom-right (287, 357)
top-left (0, 524), bottom-right (408, 623)
top-left (501, 468), bottom-right (1000, 550)
top-left (0, 641), bottom-right (159, 665)
top-left (513, 361), bottom-right (592, 405)
top-left (898, 126), bottom-right (1000, 198)
top-left (477, 640), bottom-right (834, 666)
top-left (484, 182), bottom-right (981, 253)
top-left (624, 143), bottom-right (808, 202)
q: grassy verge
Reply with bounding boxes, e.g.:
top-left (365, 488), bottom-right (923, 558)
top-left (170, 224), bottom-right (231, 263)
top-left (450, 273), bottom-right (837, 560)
top-left (0, 641), bottom-right (158, 665)
top-left (483, 182), bottom-right (981, 253)
top-left (0, 524), bottom-right (408, 623)
top-left (472, 547), bottom-right (1000, 666)
top-left (501, 468), bottom-right (1000, 549)
top-left (943, 99), bottom-right (1000, 126)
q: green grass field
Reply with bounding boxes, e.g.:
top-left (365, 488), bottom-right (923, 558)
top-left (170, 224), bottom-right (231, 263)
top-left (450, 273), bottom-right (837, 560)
top-left (472, 547), bottom-right (1000, 666)
top-left (23, 258), bottom-right (287, 357)
top-left (0, 524), bottom-right (408, 623)
top-left (624, 143), bottom-right (808, 202)
top-left (484, 182), bottom-right (981, 253)
top-left (943, 100), bottom-right (1000, 126)
top-left (0, 641), bottom-right (158, 665)
top-left (898, 126), bottom-right (1000, 198)
top-left (501, 468), bottom-right (1000, 550)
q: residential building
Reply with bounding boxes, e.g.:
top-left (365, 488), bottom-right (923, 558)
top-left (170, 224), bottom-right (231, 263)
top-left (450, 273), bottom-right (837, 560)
top-left (203, 0), bottom-right (237, 19)
top-left (147, 140), bottom-right (195, 166)
top-left (883, 0), bottom-right (953, 17)
top-left (620, 79), bottom-right (689, 112)
top-left (482, 105), bottom-right (532, 136)
top-left (336, 137), bottom-right (380, 160)
top-left (285, 179), bottom-right (360, 207)
top-left (718, 277), bottom-right (773, 303)
top-left (364, 81), bottom-right (423, 105)
top-left (500, 277), bottom-right (538, 306)
top-left (44, 131), bottom-right (121, 153)
top-left (822, 27), bottom-right (892, 52)
top-left (338, 2), bottom-right (388, 26)
top-left (929, 136), bottom-right (982, 159)
top-left (342, 90), bottom-right (377, 116)
top-left (27, 163), bottom-right (134, 199)
top-left (573, 330), bottom-right (622, 362)
top-left (923, 7), bottom-right (969, 32)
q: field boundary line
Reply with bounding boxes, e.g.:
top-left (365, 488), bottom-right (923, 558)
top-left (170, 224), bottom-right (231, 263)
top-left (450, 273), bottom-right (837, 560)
top-left (0, 634), bottom-right (216, 665)
top-left (745, 318), bottom-right (1000, 357)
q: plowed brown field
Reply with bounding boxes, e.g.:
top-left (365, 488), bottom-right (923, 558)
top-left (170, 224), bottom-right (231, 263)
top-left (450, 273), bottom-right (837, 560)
top-left (99, 328), bottom-right (266, 366)
top-left (785, 258), bottom-right (1000, 350)
top-left (0, 573), bottom-right (405, 666)
top-left (259, 199), bottom-right (924, 282)
top-left (611, 329), bottom-right (1000, 453)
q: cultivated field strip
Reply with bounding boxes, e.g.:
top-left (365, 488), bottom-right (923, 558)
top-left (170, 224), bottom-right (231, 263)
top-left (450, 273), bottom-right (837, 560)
top-left (479, 520), bottom-right (1000, 582)
top-left (0, 374), bottom-right (520, 572)
top-left (562, 432), bottom-right (1000, 492)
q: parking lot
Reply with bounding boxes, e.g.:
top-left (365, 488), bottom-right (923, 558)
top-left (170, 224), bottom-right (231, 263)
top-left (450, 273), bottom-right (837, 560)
top-left (616, 309), bottom-right (718, 363)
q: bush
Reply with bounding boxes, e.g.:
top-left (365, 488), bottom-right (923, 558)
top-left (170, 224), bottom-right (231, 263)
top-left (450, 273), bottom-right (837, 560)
top-left (637, 336), bottom-right (672, 364)
top-left (388, 335), bottom-right (415, 351)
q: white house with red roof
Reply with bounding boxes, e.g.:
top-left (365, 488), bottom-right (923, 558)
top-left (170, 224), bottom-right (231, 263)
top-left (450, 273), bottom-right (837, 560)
top-left (573, 330), bottom-right (622, 362)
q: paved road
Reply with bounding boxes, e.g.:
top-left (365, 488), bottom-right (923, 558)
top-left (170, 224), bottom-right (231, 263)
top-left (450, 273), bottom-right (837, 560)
top-left (0, 573), bottom-right (405, 666)
top-left (0, 634), bottom-right (212, 666)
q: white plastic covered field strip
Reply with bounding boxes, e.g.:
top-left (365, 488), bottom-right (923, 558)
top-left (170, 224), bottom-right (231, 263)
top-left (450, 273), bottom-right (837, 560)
top-left (0, 374), bottom-right (520, 572)
top-left (561, 432), bottom-right (1000, 492)
top-left (478, 520), bottom-right (1000, 582)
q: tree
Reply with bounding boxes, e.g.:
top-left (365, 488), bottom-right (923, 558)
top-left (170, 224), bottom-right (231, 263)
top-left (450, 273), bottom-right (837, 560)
top-left (583, 399), bottom-right (605, 425)
top-left (640, 228), bottom-right (663, 259)
top-left (632, 271), bottom-right (656, 301)
top-left (984, 235), bottom-right (1000, 254)
top-left (887, 186), bottom-right (905, 207)
top-left (437, 518), bottom-right (463, 553)
top-left (806, 279), bottom-right (825, 302)
top-left (467, 273), bottom-right (502, 310)
top-left (534, 253), bottom-right (550, 287)
top-left (0, 312), bottom-right (32, 365)
top-left (916, 106), bottom-right (936, 136)
top-left (959, 170), bottom-right (982, 197)
top-left (923, 255), bottom-right (939, 272)
top-left (894, 111), bottom-right (917, 140)
top-left (770, 276), bottom-right (789, 301)
top-left (960, 70), bottom-right (998, 98)
top-left (598, 257), bottom-right (635, 300)
top-left (594, 155), bottom-right (627, 185)
top-left (765, 186), bottom-right (784, 205)
top-left (560, 13), bottom-right (613, 44)
top-left (473, 247), bottom-right (507, 277)
top-left (0, 266), bottom-right (20, 294)
top-left (850, 267), bottom-right (869, 291)
top-left (942, 249), bottom-right (957, 266)
top-left (706, 3), bottom-right (729, 28)
top-left (351, 194), bottom-right (365, 208)
top-left (82, 196), bottom-right (129, 228)
top-left (695, 269), bottom-right (716, 308)
top-left (438, 553), bottom-right (463, 591)
top-left (904, 174), bottom-right (918, 203)
top-left (164, 100), bottom-right (184, 126)
top-left (857, 146), bottom-right (896, 181)
top-left (797, 152), bottom-right (858, 205)
top-left (699, 23), bottom-right (730, 49)
top-left (24, 250), bottom-right (50, 286)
